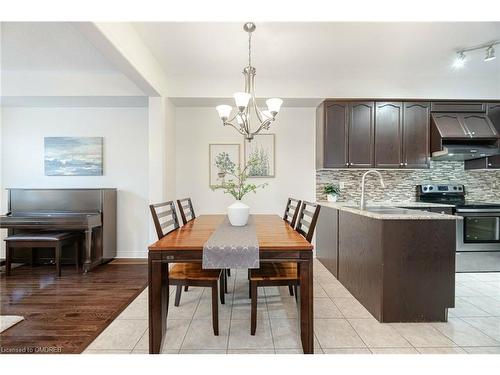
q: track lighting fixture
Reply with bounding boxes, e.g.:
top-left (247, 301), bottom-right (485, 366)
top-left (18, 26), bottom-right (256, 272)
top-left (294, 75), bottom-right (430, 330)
top-left (453, 40), bottom-right (499, 68)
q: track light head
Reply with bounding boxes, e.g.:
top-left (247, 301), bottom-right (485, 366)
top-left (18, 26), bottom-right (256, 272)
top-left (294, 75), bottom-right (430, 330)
top-left (453, 51), bottom-right (466, 68)
top-left (485, 46), bottom-right (496, 62)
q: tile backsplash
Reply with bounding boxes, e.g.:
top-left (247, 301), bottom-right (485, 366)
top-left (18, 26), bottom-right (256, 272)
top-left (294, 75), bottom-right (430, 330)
top-left (316, 161), bottom-right (500, 203)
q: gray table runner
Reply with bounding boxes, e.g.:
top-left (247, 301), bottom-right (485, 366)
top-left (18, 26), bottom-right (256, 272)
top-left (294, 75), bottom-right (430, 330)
top-left (202, 216), bottom-right (259, 269)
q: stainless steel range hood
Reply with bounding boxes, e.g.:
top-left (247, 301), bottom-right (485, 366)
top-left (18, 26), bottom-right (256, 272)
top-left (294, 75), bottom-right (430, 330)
top-left (431, 144), bottom-right (500, 161)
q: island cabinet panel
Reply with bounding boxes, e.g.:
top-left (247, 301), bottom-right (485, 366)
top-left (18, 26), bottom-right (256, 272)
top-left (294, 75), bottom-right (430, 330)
top-left (375, 102), bottom-right (403, 168)
top-left (348, 102), bottom-right (375, 167)
top-left (316, 206), bottom-right (339, 277)
top-left (324, 102), bottom-right (348, 168)
top-left (403, 102), bottom-right (430, 168)
top-left (338, 210), bottom-right (456, 322)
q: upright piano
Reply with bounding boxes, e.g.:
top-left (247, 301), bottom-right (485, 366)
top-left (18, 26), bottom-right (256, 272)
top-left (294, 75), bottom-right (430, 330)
top-left (0, 188), bottom-right (117, 272)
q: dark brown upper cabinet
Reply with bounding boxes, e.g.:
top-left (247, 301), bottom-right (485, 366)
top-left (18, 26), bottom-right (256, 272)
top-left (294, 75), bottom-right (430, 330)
top-left (375, 102), bottom-right (402, 168)
top-left (431, 113), bottom-right (469, 138)
top-left (324, 102), bottom-right (348, 168)
top-left (465, 154), bottom-right (500, 170)
top-left (461, 114), bottom-right (498, 138)
top-left (487, 103), bottom-right (500, 135)
top-left (403, 102), bottom-right (430, 168)
top-left (348, 102), bottom-right (375, 168)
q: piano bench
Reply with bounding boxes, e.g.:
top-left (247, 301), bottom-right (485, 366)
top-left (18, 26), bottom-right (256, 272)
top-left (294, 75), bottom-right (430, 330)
top-left (4, 232), bottom-right (82, 277)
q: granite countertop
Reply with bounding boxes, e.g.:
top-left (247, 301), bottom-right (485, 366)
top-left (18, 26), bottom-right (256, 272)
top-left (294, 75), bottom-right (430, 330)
top-left (317, 201), bottom-right (460, 220)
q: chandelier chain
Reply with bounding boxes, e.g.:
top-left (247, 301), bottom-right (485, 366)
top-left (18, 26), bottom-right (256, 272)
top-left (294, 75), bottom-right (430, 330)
top-left (248, 30), bottom-right (252, 68)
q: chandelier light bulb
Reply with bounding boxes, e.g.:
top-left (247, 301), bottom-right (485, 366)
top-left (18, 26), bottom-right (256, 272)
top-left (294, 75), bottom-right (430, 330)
top-left (485, 46), bottom-right (496, 62)
top-left (234, 92), bottom-right (251, 112)
top-left (266, 98), bottom-right (283, 115)
top-left (216, 105), bottom-right (232, 121)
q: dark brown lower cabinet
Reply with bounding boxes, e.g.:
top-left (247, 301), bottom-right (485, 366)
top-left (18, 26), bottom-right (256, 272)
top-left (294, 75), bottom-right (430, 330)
top-left (337, 211), bottom-right (455, 322)
top-left (316, 206), bottom-right (338, 277)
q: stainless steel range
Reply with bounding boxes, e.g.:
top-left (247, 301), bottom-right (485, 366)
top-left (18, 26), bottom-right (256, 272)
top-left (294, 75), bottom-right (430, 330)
top-left (417, 184), bottom-right (500, 272)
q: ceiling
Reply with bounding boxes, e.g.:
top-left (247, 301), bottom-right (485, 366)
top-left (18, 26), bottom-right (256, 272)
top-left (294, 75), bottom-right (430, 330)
top-left (134, 22), bottom-right (500, 99)
top-left (1, 22), bottom-right (144, 96)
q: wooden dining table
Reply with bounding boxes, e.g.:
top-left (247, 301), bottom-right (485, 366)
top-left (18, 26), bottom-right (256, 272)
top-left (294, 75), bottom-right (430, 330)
top-left (147, 214), bottom-right (314, 354)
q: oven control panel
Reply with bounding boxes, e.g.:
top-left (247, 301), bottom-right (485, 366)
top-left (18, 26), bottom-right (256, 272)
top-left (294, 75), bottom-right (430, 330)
top-left (418, 184), bottom-right (465, 194)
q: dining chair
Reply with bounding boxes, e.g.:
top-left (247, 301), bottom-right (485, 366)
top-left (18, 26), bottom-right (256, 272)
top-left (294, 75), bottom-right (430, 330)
top-left (248, 200), bottom-right (321, 335)
top-left (150, 200), bottom-right (225, 335)
top-left (283, 197), bottom-right (302, 228)
top-left (177, 197), bottom-right (231, 286)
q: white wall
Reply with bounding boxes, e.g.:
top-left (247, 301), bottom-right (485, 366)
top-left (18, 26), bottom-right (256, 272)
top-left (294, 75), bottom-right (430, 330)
top-left (1, 106), bottom-right (149, 258)
top-left (175, 107), bottom-right (316, 216)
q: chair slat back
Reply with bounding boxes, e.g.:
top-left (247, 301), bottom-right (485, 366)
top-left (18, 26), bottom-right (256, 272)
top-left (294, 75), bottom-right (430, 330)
top-left (283, 198), bottom-right (302, 228)
top-left (295, 201), bottom-right (321, 243)
top-left (177, 198), bottom-right (196, 225)
top-left (150, 201), bottom-right (180, 240)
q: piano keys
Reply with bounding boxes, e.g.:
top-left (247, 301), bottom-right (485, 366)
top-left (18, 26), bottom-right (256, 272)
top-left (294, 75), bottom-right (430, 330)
top-left (0, 188), bottom-right (117, 272)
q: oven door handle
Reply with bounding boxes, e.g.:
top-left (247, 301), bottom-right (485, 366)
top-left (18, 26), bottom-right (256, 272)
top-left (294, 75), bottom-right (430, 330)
top-left (456, 209), bottom-right (500, 213)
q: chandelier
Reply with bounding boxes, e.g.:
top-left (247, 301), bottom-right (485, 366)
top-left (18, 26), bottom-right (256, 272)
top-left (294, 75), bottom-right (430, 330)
top-left (215, 22), bottom-right (283, 141)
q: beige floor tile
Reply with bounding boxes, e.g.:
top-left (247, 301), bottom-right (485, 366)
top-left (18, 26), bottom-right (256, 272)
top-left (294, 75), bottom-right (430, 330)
top-left (87, 319), bottom-right (148, 350)
top-left (83, 349), bottom-right (131, 354)
top-left (463, 346), bottom-right (500, 354)
top-left (266, 296), bottom-right (299, 319)
top-left (315, 273), bottom-right (342, 286)
top-left (231, 297), bottom-right (268, 320)
top-left (275, 349), bottom-right (306, 354)
top-left (134, 320), bottom-right (191, 351)
top-left (456, 273), bottom-right (480, 282)
top-left (314, 319), bottom-right (367, 349)
top-left (331, 297), bottom-right (374, 319)
top-left (462, 317), bottom-right (500, 341)
top-left (448, 297), bottom-right (491, 318)
top-left (431, 318), bottom-right (500, 347)
top-left (416, 347), bottom-right (466, 354)
top-left (116, 297), bottom-right (148, 320)
top-left (313, 284), bottom-right (328, 298)
top-left (314, 334), bottom-right (321, 349)
top-left (348, 319), bottom-right (411, 348)
top-left (390, 323), bottom-right (456, 348)
top-left (192, 289), bottom-right (232, 320)
top-left (315, 298), bottom-right (344, 319)
top-left (270, 319), bottom-right (302, 349)
top-left (470, 273), bottom-right (500, 282)
top-left (370, 348), bottom-right (419, 354)
top-left (181, 319), bottom-right (230, 350)
top-left (465, 282), bottom-right (500, 297)
top-left (462, 296), bottom-right (500, 316)
top-left (179, 349), bottom-right (226, 354)
top-left (227, 349), bottom-right (275, 354)
top-left (167, 290), bottom-right (202, 320)
top-left (455, 284), bottom-right (485, 297)
top-left (323, 348), bottom-right (371, 354)
top-left (322, 284), bottom-right (353, 298)
top-left (228, 319), bottom-right (274, 349)
top-left (137, 288), bottom-right (148, 300)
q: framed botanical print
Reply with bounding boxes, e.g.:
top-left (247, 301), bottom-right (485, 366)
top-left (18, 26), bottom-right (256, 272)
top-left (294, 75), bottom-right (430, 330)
top-left (244, 133), bottom-right (275, 177)
top-left (209, 144), bottom-right (240, 188)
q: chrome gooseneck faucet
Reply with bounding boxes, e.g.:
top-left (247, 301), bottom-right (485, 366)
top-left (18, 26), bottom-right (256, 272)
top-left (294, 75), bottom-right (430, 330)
top-left (360, 170), bottom-right (386, 210)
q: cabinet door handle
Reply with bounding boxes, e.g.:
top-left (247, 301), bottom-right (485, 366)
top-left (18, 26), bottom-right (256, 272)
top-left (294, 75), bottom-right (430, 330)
top-left (400, 163), bottom-right (404, 166)
top-left (404, 162), bottom-right (408, 166)
top-left (488, 163), bottom-right (492, 167)
top-left (471, 131), bottom-right (476, 135)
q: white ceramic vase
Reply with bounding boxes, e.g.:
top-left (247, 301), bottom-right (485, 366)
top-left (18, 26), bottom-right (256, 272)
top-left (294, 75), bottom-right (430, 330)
top-left (327, 194), bottom-right (338, 203)
top-left (227, 200), bottom-right (250, 226)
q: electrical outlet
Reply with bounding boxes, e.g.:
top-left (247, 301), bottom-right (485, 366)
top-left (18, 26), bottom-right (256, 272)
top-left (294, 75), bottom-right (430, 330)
top-left (339, 181), bottom-right (345, 189)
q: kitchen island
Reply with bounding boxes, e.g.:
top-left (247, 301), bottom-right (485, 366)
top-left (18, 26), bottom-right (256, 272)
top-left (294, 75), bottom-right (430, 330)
top-left (316, 201), bottom-right (460, 322)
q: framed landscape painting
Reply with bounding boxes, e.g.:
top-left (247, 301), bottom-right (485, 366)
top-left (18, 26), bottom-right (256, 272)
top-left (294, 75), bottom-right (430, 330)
top-left (44, 137), bottom-right (103, 176)
top-left (209, 144), bottom-right (240, 187)
top-left (244, 133), bottom-right (275, 177)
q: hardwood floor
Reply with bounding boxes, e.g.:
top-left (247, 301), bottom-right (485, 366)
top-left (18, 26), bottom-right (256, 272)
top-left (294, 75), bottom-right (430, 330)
top-left (0, 262), bottom-right (147, 354)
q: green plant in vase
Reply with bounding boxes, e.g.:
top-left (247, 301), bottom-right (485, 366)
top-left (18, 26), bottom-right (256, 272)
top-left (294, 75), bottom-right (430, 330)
top-left (211, 157), bottom-right (268, 226)
top-left (324, 183), bottom-right (341, 202)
